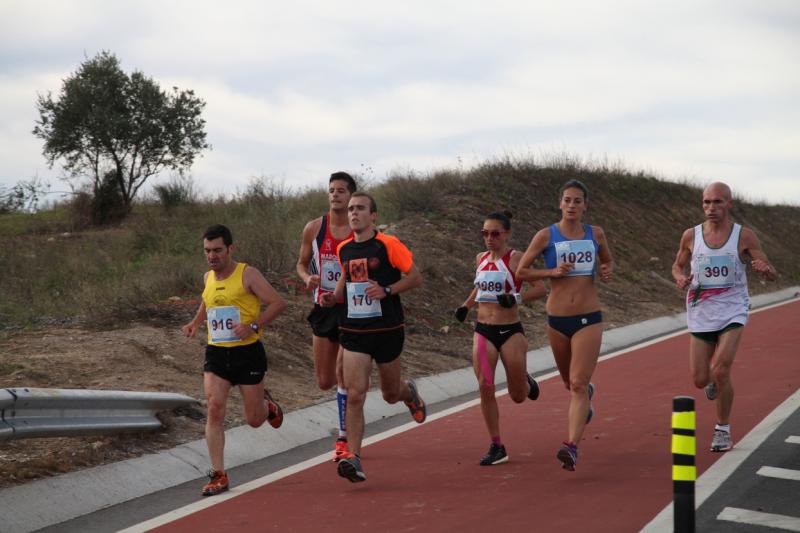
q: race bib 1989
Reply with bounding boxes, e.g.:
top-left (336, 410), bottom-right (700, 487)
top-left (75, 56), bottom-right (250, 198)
top-left (475, 270), bottom-right (506, 303)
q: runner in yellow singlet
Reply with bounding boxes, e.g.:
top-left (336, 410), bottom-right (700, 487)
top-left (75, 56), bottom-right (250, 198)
top-left (182, 224), bottom-right (287, 496)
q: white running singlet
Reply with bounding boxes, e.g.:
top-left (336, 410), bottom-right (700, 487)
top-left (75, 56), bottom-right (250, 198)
top-left (686, 223), bottom-right (749, 332)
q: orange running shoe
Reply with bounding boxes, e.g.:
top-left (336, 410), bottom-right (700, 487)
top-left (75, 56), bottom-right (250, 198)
top-left (202, 470), bottom-right (229, 496)
top-left (264, 388), bottom-right (284, 428)
top-left (404, 380), bottom-right (426, 424)
top-left (332, 437), bottom-right (349, 462)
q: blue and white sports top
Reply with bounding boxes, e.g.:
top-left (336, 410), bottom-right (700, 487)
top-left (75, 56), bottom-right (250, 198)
top-left (542, 223), bottom-right (598, 277)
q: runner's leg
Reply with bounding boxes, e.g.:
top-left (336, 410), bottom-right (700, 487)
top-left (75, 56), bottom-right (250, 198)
top-left (313, 335), bottom-right (339, 390)
top-left (473, 333), bottom-right (501, 437)
top-left (239, 383), bottom-right (269, 427)
top-left (500, 333), bottom-right (529, 403)
top-left (689, 336), bottom-right (715, 389)
top-left (567, 323), bottom-right (602, 444)
top-left (548, 326), bottom-right (572, 390)
top-left (711, 327), bottom-right (744, 425)
top-left (342, 350), bottom-right (372, 455)
top-left (204, 372), bottom-right (232, 473)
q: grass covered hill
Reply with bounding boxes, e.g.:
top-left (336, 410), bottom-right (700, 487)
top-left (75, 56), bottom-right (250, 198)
top-left (1, 158), bottom-right (797, 332)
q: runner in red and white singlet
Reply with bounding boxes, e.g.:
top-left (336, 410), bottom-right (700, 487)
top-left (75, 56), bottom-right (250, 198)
top-left (296, 172), bottom-right (356, 461)
top-left (455, 211), bottom-right (546, 466)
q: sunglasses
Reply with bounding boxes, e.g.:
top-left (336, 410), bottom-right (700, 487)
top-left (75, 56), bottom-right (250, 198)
top-left (481, 229), bottom-right (506, 238)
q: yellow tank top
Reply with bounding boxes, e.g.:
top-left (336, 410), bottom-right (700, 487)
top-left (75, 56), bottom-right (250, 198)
top-left (202, 262), bottom-right (260, 347)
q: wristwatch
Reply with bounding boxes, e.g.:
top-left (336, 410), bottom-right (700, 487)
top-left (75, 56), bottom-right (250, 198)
top-left (249, 322), bottom-right (260, 333)
top-left (383, 286), bottom-right (392, 296)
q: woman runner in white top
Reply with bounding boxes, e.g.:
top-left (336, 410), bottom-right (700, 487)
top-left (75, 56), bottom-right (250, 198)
top-left (455, 211), bottom-right (546, 466)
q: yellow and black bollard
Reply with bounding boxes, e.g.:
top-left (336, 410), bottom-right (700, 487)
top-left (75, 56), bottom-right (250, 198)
top-left (672, 396), bottom-right (696, 532)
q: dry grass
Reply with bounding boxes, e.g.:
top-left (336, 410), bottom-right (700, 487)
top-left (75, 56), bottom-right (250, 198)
top-left (2, 158), bottom-right (799, 331)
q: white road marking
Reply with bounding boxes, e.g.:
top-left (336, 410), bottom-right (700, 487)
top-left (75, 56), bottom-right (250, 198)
top-left (717, 507), bottom-right (800, 532)
top-left (786, 436), bottom-right (800, 445)
top-left (757, 466), bottom-right (800, 482)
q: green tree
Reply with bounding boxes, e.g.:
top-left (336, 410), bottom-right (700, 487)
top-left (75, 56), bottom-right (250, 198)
top-left (33, 51), bottom-right (210, 216)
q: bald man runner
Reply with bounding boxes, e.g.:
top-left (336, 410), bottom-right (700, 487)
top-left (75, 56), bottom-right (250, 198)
top-left (672, 182), bottom-right (777, 452)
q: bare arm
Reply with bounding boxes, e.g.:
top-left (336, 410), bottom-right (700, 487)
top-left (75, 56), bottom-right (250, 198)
top-left (516, 228), bottom-right (573, 281)
top-left (461, 287), bottom-right (478, 308)
top-left (594, 226), bottom-right (614, 283)
top-left (459, 251), bottom-right (484, 308)
top-left (181, 271), bottom-right (209, 337)
top-left (365, 264), bottom-right (423, 300)
top-left (521, 280), bottom-right (547, 302)
top-left (741, 227), bottom-right (778, 281)
top-left (232, 266), bottom-right (287, 339)
top-left (671, 228), bottom-right (694, 290)
top-left (508, 249), bottom-right (546, 301)
top-left (296, 218), bottom-right (322, 290)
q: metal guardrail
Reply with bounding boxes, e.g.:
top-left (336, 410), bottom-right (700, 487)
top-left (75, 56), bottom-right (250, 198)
top-left (0, 388), bottom-right (197, 442)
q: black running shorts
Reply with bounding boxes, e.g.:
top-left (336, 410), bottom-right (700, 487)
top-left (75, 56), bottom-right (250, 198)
top-left (307, 303), bottom-right (344, 342)
top-left (691, 322), bottom-right (744, 345)
top-left (340, 328), bottom-right (405, 364)
top-left (204, 341), bottom-right (267, 385)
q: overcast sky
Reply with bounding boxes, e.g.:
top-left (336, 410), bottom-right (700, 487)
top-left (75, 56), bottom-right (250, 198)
top-left (1, 0), bottom-right (798, 206)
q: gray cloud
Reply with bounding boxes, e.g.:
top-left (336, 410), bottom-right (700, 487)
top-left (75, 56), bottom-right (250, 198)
top-left (1, 0), bottom-right (797, 204)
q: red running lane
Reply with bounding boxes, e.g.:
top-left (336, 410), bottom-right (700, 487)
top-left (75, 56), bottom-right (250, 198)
top-left (151, 300), bottom-right (800, 533)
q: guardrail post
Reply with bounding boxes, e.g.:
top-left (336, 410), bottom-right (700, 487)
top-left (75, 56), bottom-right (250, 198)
top-left (672, 396), bottom-right (696, 532)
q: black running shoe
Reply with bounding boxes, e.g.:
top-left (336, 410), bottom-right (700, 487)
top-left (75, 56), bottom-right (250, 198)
top-left (479, 443), bottom-right (509, 466)
top-left (705, 381), bottom-right (717, 401)
top-left (337, 454), bottom-right (366, 482)
top-left (557, 442), bottom-right (578, 471)
top-left (527, 373), bottom-right (540, 401)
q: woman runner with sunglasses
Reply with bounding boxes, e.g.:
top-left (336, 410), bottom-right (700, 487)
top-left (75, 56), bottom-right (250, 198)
top-left (515, 179), bottom-right (614, 471)
top-left (454, 211), bottom-right (546, 465)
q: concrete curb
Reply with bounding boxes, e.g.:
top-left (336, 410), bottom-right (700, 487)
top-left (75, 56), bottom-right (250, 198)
top-left (2, 287), bottom-right (797, 533)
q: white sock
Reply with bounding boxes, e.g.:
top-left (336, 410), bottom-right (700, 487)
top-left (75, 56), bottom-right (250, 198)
top-left (715, 423), bottom-right (730, 433)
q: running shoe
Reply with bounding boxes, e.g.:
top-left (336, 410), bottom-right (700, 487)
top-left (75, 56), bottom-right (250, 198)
top-left (526, 373), bottom-right (540, 401)
top-left (710, 428), bottom-right (733, 452)
top-left (332, 437), bottom-right (349, 462)
top-left (405, 380), bottom-right (427, 423)
top-left (586, 382), bottom-right (595, 424)
top-left (337, 453), bottom-right (366, 483)
top-left (201, 470), bottom-right (229, 496)
top-left (264, 388), bottom-right (284, 428)
top-left (557, 442), bottom-right (578, 471)
top-left (705, 381), bottom-right (717, 401)
top-left (479, 443), bottom-right (509, 466)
